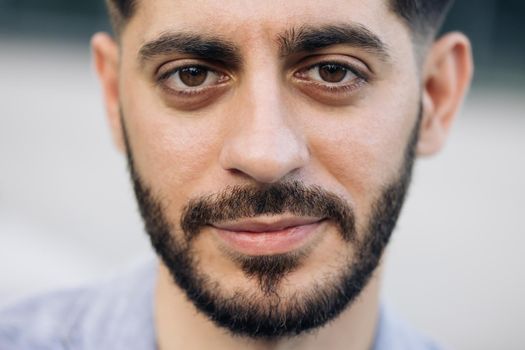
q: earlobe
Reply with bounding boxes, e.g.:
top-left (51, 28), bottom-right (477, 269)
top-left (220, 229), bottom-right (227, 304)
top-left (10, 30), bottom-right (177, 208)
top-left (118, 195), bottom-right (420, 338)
top-left (416, 32), bottom-right (474, 156)
top-left (91, 32), bottom-right (125, 153)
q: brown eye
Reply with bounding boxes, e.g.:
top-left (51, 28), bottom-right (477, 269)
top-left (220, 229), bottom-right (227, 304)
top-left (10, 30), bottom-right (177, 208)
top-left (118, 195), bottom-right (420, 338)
top-left (159, 64), bottom-right (229, 93)
top-left (179, 66), bottom-right (208, 87)
top-left (318, 64), bottom-right (348, 83)
top-left (296, 62), bottom-right (359, 86)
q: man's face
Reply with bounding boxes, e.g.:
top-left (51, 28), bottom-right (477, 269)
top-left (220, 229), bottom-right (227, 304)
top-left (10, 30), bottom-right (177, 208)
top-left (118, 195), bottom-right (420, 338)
top-left (118, 0), bottom-right (421, 339)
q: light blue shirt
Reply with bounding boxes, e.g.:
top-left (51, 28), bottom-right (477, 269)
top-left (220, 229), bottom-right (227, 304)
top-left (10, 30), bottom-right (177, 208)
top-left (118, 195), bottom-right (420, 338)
top-left (0, 261), bottom-right (440, 349)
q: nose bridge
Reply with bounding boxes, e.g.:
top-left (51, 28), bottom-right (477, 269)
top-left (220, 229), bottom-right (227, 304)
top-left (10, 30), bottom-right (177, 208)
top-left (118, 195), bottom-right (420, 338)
top-left (219, 67), bottom-right (309, 184)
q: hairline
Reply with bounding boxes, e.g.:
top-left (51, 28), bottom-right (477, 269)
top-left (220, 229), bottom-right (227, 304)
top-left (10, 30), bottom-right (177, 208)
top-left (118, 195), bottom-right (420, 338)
top-left (106, 0), bottom-right (448, 44)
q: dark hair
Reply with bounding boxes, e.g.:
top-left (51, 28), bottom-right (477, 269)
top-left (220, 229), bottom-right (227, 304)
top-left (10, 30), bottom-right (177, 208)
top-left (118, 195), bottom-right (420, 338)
top-left (106, 0), bottom-right (453, 39)
top-left (390, 0), bottom-right (454, 38)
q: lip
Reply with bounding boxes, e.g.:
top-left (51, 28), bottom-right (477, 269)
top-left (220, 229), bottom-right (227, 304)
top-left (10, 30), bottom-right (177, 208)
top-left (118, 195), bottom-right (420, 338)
top-left (213, 215), bottom-right (323, 232)
top-left (211, 216), bottom-right (325, 256)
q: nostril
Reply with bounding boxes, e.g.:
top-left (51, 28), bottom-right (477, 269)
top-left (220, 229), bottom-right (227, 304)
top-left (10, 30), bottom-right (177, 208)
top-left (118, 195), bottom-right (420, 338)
top-left (227, 168), bottom-right (249, 178)
top-left (219, 118), bottom-right (310, 184)
top-left (220, 137), bottom-right (310, 183)
top-left (229, 158), bottom-right (302, 184)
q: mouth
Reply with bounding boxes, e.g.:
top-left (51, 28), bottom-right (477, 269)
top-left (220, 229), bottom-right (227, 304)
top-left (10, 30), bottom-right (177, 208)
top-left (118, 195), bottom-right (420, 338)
top-left (210, 216), bottom-right (326, 256)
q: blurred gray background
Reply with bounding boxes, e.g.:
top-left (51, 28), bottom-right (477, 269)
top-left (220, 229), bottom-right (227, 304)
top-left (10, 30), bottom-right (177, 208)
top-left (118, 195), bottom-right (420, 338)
top-left (1, 1), bottom-right (524, 349)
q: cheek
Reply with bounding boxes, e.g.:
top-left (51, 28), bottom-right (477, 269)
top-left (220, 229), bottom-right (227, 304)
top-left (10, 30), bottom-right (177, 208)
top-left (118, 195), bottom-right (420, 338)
top-left (308, 120), bottom-right (393, 195)
top-left (305, 100), bottom-right (417, 228)
top-left (123, 103), bottom-right (224, 212)
top-left (138, 123), bottom-right (216, 187)
top-left (120, 64), bottom-right (226, 197)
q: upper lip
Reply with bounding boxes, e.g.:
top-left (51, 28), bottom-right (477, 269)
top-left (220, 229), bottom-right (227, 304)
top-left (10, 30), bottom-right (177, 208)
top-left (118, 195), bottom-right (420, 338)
top-left (211, 215), bottom-right (324, 233)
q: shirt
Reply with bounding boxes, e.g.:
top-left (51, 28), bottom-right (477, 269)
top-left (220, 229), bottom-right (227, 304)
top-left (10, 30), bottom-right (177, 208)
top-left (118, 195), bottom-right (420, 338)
top-left (0, 260), bottom-right (441, 350)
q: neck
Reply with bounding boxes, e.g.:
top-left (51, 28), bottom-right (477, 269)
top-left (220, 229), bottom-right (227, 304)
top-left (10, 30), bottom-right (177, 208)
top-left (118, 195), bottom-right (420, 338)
top-left (154, 261), bottom-right (382, 350)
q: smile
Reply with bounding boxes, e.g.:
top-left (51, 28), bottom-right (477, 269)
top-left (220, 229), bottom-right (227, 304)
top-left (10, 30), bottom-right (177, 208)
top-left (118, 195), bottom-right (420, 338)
top-left (211, 216), bottom-right (326, 256)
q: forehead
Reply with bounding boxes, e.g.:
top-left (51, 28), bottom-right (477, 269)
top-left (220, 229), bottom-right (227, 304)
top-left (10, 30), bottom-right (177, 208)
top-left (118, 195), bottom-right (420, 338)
top-left (123, 0), bottom-right (410, 53)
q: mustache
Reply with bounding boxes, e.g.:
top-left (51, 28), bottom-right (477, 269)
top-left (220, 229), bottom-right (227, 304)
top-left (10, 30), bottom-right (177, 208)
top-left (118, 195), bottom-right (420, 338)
top-left (180, 181), bottom-right (356, 242)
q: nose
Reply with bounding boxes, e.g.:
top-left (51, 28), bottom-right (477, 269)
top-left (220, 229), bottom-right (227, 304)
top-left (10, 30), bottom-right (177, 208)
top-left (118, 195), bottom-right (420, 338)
top-left (219, 77), bottom-right (309, 184)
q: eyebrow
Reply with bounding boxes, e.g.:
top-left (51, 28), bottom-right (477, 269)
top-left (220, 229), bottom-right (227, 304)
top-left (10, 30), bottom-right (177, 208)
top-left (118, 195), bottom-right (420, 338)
top-left (277, 24), bottom-right (391, 61)
top-left (138, 23), bottom-right (390, 67)
top-left (139, 32), bottom-right (242, 66)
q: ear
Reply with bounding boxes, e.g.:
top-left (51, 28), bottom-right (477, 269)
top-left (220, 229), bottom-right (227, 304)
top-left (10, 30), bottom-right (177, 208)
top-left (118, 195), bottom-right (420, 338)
top-left (91, 32), bottom-right (125, 153)
top-left (417, 32), bottom-right (474, 156)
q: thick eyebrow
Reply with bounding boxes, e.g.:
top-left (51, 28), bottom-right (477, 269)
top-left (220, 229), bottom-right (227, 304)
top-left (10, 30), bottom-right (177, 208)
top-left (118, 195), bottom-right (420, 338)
top-left (277, 24), bottom-right (391, 61)
top-left (138, 32), bottom-right (242, 66)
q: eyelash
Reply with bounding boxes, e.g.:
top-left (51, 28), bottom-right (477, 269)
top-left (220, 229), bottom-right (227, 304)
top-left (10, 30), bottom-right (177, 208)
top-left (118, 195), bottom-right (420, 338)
top-left (294, 61), bottom-right (369, 92)
top-left (156, 64), bottom-right (229, 97)
top-left (155, 60), bottom-right (369, 98)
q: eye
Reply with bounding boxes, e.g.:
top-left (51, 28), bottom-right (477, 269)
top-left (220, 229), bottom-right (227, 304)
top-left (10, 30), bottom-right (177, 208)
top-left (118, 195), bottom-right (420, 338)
top-left (178, 66), bottom-right (210, 86)
top-left (158, 64), bottom-right (229, 93)
top-left (298, 62), bottom-right (360, 85)
top-left (318, 64), bottom-right (354, 83)
top-left (293, 60), bottom-right (370, 104)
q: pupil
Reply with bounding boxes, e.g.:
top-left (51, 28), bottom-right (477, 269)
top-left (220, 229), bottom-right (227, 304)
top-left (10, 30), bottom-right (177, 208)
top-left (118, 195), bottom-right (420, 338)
top-left (180, 67), bottom-right (207, 87)
top-left (319, 64), bottom-right (347, 83)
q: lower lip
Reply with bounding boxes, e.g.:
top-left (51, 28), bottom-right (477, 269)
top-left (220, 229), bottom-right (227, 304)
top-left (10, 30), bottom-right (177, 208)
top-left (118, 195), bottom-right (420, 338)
top-left (213, 221), bottom-right (323, 256)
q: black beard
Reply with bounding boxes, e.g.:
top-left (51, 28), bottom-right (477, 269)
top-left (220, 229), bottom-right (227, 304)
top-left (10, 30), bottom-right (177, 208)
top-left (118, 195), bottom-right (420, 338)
top-left (122, 110), bottom-right (419, 340)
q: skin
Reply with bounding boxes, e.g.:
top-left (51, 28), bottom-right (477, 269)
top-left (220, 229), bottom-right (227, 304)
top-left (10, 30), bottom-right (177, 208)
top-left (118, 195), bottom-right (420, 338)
top-left (92, 0), bottom-right (473, 349)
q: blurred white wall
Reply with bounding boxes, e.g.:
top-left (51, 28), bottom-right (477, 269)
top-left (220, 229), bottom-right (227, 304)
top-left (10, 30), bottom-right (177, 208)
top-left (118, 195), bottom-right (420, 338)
top-left (1, 38), bottom-right (524, 350)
